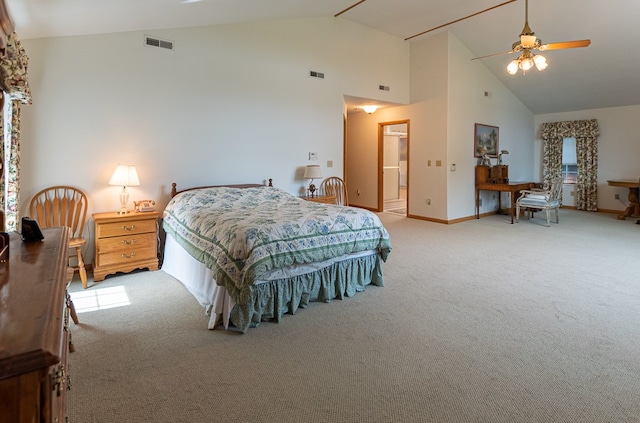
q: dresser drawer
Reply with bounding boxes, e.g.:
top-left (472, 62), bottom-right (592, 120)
top-left (96, 245), bottom-right (157, 267)
top-left (96, 233), bottom-right (156, 254)
top-left (96, 218), bottom-right (156, 238)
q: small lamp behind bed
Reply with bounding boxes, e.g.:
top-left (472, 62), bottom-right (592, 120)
top-left (304, 164), bottom-right (322, 197)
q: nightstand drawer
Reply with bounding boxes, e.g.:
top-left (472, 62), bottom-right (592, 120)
top-left (96, 219), bottom-right (156, 238)
top-left (96, 245), bottom-right (157, 267)
top-left (96, 232), bottom-right (156, 254)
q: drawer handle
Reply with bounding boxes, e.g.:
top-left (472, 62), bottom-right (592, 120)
top-left (121, 252), bottom-right (136, 259)
top-left (52, 365), bottom-right (66, 397)
top-left (122, 224), bottom-right (136, 231)
top-left (122, 239), bottom-right (136, 245)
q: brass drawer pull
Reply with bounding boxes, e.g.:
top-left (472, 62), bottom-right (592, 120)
top-left (121, 252), bottom-right (136, 259)
top-left (122, 239), bottom-right (136, 245)
top-left (122, 224), bottom-right (136, 231)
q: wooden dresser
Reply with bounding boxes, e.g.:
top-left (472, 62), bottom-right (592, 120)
top-left (93, 211), bottom-right (160, 282)
top-left (0, 227), bottom-right (72, 423)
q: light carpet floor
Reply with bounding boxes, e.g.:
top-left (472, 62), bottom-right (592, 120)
top-left (67, 209), bottom-right (640, 422)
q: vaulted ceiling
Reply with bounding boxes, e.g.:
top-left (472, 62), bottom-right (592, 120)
top-left (8, 0), bottom-right (640, 114)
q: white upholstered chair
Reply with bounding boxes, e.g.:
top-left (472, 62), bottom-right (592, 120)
top-left (515, 178), bottom-right (563, 226)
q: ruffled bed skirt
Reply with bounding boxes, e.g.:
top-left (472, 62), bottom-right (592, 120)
top-left (230, 252), bottom-right (385, 332)
top-left (162, 234), bottom-right (385, 333)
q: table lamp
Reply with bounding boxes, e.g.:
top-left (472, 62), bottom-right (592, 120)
top-left (498, 150), bottom-right (509, 165)
top-left (304, 164), bottom-right (322, 197)
top-left (109, 164), bottom-right (140, 214)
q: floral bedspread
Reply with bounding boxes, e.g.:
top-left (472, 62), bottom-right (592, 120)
top-left (162, 186), bottom-right (391, 300)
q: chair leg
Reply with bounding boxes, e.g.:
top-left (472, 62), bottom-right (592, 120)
top-left (515, 205), bottom-right (520, 222)
top-left (545, 208), bottom-right (551, 226)
top-left (555, 207), bottom-right (559, 224)
top-left (76, 246), bottom-right (88, 289)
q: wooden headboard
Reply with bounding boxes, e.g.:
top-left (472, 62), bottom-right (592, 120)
top-left (170, 179), bottom-right (273, 198)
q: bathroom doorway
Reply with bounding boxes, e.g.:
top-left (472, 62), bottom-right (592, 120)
top-left (380, 121), bottom-right (409, 216)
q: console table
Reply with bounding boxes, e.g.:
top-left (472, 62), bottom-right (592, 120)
top-left (476, 181), bottom-right (537, 223)
top-left (0, 227), bottom-right (72, 423)
top-left (607, 180), bottom-right (640, 220)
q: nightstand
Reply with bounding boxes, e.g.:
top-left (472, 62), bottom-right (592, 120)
top-left (303, 195), bottom-right (336, 205)
top-left (93, 211), bottom-right (160, 282)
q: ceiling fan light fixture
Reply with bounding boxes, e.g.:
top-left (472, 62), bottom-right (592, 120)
top-left (520, 34), bottom-right (538, 48)
top-left (507, 59), bottom-right (519, 75)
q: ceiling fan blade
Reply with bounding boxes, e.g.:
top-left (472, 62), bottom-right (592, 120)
top-left (538, 39), bottom-right (591, 51)
top-left (471, 50), bottom-right (514, 61)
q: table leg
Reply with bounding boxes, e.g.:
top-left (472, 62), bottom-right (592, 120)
top-left (510, 190), bottom-right (515, 224)
top-left (476, 188), bottom-right (479, 219)
top-left (617, 187), bottom-right (640, 220)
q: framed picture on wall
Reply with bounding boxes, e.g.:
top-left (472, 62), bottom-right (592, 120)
top-left (474, 123), bottom-right (499, 157)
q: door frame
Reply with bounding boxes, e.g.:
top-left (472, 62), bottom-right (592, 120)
top-left (378, 119), bottom-right (410, 213)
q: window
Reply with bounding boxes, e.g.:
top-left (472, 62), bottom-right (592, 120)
top-left (562, 137), bottom-right (577, 184)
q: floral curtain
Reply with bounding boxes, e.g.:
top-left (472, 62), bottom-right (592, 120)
top-left (540, 119), bottom-right (599, 211)
top-left (0, 32), bottom-right (31, 231)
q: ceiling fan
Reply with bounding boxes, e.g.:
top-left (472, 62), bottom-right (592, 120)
top-left (472, 0), bottom-right (591, 75)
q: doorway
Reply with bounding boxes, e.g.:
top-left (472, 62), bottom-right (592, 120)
top-left (379, 121), bottom-right (409, 216)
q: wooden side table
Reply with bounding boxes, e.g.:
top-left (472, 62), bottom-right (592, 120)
top-left (303, 195), bottom-right (336, 205)
top-left (607, 180), bottom-right (640, 220)
top-left (93, 211), bottom-right (160, 281)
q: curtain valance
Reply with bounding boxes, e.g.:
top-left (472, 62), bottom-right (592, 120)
top-left (0, 32), bottom-right (31, 104)
top-left (540, 119), bottom-right (599, 139)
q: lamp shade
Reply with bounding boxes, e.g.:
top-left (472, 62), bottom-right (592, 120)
top-left (303, 164), bottom-right (322, 179)
top-left (109, 164), bottom-right (140, 187)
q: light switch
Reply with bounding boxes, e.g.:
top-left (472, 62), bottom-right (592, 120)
top-left (309, 152), bottom-right (317, 160)
top-left (327, 160), bottom-right (333, 168)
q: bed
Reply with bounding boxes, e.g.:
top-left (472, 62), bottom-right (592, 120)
top-left (161, 181), bottom-right (392, 332)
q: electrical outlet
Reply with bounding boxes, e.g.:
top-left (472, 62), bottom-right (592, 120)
top-left (308, 152), bottom-right (317, 160)
top-left (615, 193), bottom-right (620, 200)
top-left (327, 160), bottom-right (333, 168)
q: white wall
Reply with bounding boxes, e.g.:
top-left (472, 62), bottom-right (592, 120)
top-left (535, 105), bottom-right (640, 212)
top-left (20, 17), bottom-right (410, 263)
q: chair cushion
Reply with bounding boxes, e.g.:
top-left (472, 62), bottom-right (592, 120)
top-left (518, 198), bottom-right (549, 207)
top-left (525, 194), bottom-right (549, 200)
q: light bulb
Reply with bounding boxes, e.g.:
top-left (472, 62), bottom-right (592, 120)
top-left (534, 54), bottom-right (548, 71)
top-left (507, 60), bottom-right (519, 75)
top-left (520, 57), bottom-right (534, 71)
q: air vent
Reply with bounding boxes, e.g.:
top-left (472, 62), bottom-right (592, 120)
top-left (379, 85), bottom-right (390, 92)
top-left (309, 70), bottom-right (325, 79)
top-left (145, 36), bottom-right (174, 51)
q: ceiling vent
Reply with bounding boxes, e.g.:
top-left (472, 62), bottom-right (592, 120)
top-left (309, 70), bottom-right (325, 79)
top-left (145, 36), bottom-right (174, 51)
